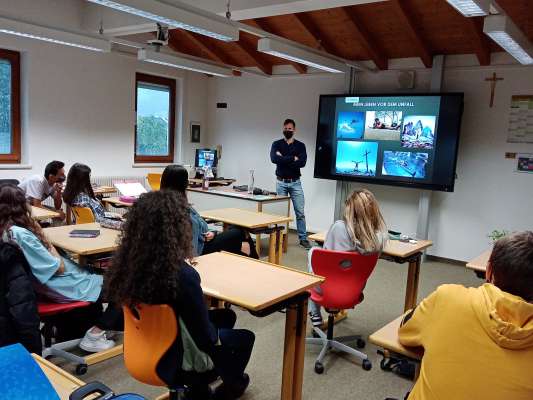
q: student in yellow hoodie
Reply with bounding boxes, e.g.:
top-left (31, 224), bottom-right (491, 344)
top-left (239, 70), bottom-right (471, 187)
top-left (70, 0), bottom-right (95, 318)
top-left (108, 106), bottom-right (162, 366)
top-left (398, 231), bottom-right (533, 400)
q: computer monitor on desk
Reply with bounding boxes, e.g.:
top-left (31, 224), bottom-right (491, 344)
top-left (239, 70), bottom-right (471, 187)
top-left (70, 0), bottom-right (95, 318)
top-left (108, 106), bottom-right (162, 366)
top-left (195, 149), bottom-right (218, 169)
top-left (195, 148), bottom-right (218, 178)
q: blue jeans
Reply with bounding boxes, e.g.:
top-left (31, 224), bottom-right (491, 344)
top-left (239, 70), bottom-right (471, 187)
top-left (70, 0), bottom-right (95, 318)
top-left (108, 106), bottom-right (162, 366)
top-left (276, 179), bottom-right (307, 241)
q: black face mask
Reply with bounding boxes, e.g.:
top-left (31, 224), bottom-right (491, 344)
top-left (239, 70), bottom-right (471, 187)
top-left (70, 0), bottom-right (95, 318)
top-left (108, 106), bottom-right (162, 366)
top-left (283, 130), bottom-right (294, 140)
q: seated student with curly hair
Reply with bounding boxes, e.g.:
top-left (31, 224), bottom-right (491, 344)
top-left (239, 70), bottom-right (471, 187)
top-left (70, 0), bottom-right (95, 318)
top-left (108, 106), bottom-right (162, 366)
top-left (105, 190), bottom-right (254, 400)
top-left (398, 231), bottom-right (533, 400)
top-left (63, 163), bottom-right (123, 230)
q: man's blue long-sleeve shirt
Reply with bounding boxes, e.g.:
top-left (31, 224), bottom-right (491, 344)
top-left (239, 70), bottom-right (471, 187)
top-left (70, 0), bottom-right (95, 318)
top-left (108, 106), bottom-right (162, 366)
top-left (270, 139), bottom-right (307, 179)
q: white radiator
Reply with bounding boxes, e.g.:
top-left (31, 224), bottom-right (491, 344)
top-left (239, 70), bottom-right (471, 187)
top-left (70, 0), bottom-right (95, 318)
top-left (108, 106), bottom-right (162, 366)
top-left (92, 175), bottom-right (149, 190)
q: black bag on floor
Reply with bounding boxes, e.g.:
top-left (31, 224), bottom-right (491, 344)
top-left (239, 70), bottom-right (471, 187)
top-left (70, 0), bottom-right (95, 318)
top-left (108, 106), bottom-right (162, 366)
top-left (69, 382), bottom-right (147, 400)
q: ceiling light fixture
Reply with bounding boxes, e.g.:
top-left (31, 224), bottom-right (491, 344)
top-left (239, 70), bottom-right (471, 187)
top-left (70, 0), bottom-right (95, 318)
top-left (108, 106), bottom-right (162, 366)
top-left (484, 15), bottom-right (533, 65)
top-left (257, 38), bottom-right (346, 73)
top-left (445, 0), bottom-right (491, 17)
top-left (0, 16), bottom-right (110, 52)
top-left (86, 0), bottom-right (239, 42)
top-left (138, 48), bottom-right (233, 77)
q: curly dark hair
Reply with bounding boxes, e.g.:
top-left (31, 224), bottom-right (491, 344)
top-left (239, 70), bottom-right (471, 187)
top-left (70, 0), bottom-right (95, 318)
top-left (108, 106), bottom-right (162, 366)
top-left (63, 163), bottom-right (96, 206)
top-left (0, 184), bottom-right (52, 249)
top-left (105, 190), bottom-right (193, 306)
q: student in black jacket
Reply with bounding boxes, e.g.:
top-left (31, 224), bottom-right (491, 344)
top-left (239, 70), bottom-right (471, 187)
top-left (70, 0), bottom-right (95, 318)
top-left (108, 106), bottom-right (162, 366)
top-left (105, 190), bottom-right (254, 400)
top-left (0, 241), bottom-right (41, 354)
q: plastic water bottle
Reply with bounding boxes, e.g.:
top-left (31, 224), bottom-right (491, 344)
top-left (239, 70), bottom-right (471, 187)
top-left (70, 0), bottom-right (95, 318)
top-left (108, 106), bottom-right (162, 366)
top-left (248, 170), bottom-right (254, 194)
top-left (202, 167), bottom-right (210, 191)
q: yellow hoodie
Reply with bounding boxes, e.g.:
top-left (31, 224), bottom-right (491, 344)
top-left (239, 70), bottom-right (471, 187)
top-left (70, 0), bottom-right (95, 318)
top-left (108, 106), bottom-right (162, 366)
top-left (398, 283), bottom-right (533, 400)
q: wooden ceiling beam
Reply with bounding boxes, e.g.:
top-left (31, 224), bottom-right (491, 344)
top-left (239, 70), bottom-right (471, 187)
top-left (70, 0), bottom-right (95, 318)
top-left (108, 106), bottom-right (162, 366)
top-left (169, 30), bottom-right (244, 76)
top-left (166, 32), bottom-right (203, 59)
top-left (338, 7), bottom-right (388, 70)
top-left (291, 13), bottom-right (340, 56)
top-left (233, 36), bottom-right (273, 75)
top-left (249, 19), bottom-right (307, 74)
top-left (178, 30), bottom-right (227, 65)
top-left (389, 0), bottom-right (433, 68)
top-left (466, 17), bottom-right (491, 66)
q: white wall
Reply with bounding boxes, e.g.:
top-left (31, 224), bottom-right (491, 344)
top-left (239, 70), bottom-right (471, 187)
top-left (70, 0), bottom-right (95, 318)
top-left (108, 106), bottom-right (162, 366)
top-left (207, 74), bottom-right (345, 232)
top-left (207, 60), bottom-right (533, 261)
top-left (0, 0), bottom-right (210, 180)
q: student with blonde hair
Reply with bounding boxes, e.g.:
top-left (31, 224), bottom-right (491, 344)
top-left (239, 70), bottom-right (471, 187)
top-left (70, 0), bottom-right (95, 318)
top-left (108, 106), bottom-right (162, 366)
top-left (309, 188), bottom-right (387, 327)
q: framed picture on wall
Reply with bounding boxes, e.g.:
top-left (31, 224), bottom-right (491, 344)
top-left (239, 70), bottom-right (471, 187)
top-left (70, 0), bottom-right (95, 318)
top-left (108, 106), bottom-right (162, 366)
top-left (190, 122), bottom-right (201, 143)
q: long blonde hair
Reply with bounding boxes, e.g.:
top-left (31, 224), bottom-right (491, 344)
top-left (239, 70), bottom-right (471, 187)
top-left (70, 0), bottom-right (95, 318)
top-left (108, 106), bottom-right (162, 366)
top-left (343, 189), bottom-right (386, 252)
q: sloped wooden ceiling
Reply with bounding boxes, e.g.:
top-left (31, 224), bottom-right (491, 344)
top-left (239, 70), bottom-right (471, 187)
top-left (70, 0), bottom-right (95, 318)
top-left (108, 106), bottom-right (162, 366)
top-left (164, 0), bottom-right (533, 75)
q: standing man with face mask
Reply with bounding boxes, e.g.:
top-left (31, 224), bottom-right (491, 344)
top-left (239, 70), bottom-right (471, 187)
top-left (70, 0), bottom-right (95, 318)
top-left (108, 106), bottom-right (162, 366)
top-left (270, 118), bottom-right (311, 249)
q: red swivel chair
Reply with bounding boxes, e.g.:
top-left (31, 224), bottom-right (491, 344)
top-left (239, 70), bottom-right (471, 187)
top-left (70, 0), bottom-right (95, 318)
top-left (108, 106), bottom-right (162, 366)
top-left (306, 247), bottom-right (379, 374)
top-left (38, 301), bottom-right (93, 375)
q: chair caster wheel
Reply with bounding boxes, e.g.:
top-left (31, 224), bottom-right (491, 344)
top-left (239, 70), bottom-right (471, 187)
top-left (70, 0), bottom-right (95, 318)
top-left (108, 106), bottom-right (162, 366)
top-left (314, 362), bottom-right (324, 374)
top-left (362, 359), bottom-right (372, 371)
top-left (75, 364), bottom-right (88, 375)
top-left (356, 338), bottom-right (366, 349)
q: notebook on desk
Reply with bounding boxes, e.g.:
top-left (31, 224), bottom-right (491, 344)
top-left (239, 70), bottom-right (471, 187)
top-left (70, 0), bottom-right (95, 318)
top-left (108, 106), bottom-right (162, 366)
top-left (69, 229), bottom-right (101, 238)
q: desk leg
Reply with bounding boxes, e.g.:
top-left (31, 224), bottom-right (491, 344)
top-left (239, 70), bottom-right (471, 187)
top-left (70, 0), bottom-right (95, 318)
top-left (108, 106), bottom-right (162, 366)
top-left (78, 255), bottom-right (88, 267)
top-left (268, 231), bottom-right (276, 264)
top-left (256, 203), bottom-right (263, 256)
top-left (66, 205), bottom-right (72, 225)
top-left (404, 255), bottom-right (421, 312)
top-left (281, 297), bottom-right (308, 400)
top-left (283, 199), bottom-right (291, 253)
top-left (275, 229), bottom-right (283, 265)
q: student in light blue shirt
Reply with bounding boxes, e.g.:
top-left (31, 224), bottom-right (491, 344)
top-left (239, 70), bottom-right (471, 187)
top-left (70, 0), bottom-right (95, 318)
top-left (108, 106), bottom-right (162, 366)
top-left (0, 184), bottom-right (121, 353)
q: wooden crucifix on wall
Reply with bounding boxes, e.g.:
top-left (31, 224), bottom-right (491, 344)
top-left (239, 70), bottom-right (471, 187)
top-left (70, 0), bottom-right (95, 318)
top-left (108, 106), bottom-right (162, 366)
top-left (485, 72), bottom-right (504, 108)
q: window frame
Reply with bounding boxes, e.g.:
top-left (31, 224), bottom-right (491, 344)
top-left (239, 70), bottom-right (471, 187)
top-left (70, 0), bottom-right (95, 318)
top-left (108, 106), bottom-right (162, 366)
top-left (0, 49), bottom-right (21, 164)
top-left (134, 72), bottom-right (176, 163)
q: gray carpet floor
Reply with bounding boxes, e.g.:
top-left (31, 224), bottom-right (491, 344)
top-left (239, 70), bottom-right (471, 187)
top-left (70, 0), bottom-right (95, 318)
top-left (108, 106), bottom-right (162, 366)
top-left (57, 233), bottom-right (481, 400)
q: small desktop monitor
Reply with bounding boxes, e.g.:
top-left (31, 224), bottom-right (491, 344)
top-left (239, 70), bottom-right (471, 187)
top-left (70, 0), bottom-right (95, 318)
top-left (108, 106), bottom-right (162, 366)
top-left (195, 148), bottom-right (218, 169)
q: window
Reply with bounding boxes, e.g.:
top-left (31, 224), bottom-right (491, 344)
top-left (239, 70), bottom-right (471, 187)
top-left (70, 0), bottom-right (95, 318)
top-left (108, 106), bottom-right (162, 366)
top-left (0, 49), bottom-right (21, 163)
top-left (135, 73), bottom-right (176, 163)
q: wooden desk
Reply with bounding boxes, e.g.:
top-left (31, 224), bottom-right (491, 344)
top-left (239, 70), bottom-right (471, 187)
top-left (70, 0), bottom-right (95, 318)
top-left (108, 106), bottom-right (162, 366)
top-left (308, 231), bottom-right (433, 311)
top-left (31, 206), bottom-right (60, 221)
top-left (188, 187), bottom-right (291, 254)
top-left (41, 223), bottom-right (123, 369)
top-left (102, 196), bottom-right (134, 209)
top-left (195, 252), bottom-right (323, 400)
top-left (369, 316), bottom-right (423, 361)
top-left (200, 208), bottom-right (292, 264)
top-left (93, 186), bottom-right (116, 196)
top-left (43, 222), bottom-right (120, 265)
top-left (466, 249), bottom-right (490, 273)
top-left (34, 354), bottom-right (84, 400)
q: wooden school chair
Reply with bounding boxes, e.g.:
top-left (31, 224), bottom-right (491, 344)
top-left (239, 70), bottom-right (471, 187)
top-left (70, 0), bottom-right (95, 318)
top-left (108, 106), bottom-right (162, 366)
top-left (72, 207), bottom-right (96, 224)
top-left (123, 304), bottom-right (217, 400)
top-left (147, 173), bottom-right (162, 191)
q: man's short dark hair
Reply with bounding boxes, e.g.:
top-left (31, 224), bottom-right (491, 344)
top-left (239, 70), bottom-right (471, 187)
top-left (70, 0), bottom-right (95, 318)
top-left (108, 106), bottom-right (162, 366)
top-left (489, 231), bottom-right (533, 302)
top-left (283, 118), bottom-right (296, 128)
top-left (44, 161), bottom-right (65, 179)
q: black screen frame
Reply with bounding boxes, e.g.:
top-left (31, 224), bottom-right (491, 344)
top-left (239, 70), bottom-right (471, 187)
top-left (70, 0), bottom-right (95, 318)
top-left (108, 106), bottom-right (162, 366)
top-left (194, 148), bottom-right (218, 168)
top-left (313, 92), bottom-right (464, 192)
